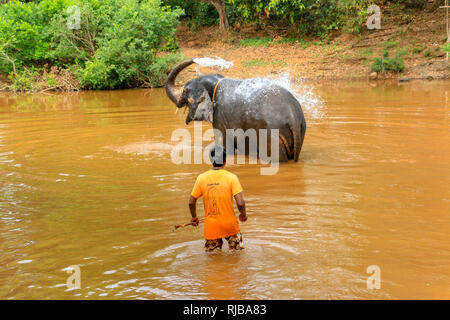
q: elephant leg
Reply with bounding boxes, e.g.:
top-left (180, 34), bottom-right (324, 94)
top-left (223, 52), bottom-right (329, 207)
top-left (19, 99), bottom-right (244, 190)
top-left (258, 133), bottom-right (289, 162)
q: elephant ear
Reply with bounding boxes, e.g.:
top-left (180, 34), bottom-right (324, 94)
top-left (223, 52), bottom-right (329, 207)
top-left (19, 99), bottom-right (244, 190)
top-left (192, 87), bottom-right (214, 123)
top-left (205, 88), bottom-right (214, 123)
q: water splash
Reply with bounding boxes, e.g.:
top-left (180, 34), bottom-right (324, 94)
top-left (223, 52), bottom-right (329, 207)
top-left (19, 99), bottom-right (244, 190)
top-left (272, 73), bottom-right (326, 120)
top-left (193, 57), bottom-right (233, 70)
top-left (234, 73), bottom-right (326, 120)
top-left (193, 57), bottom-right (325, 119)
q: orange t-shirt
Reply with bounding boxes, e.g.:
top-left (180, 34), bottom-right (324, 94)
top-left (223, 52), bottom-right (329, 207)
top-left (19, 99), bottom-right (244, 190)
top-left (191, 169), bottom-right (243, 240)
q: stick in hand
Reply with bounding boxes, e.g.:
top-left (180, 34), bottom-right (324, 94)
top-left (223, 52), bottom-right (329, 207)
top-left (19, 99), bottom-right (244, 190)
top-left (173, 218), bottom-right (204, 232)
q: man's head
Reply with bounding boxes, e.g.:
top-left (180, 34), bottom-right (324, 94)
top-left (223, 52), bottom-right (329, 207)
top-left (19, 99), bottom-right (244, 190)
top-left (209, 145), bottom-right (227, 168)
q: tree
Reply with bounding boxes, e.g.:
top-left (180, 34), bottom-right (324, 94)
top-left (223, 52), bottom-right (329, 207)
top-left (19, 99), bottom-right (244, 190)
top-left (203, 0), bottom-right (229, 34)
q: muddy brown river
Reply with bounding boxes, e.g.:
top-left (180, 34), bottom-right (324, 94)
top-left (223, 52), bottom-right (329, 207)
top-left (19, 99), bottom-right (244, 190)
top-left (0, 80), bottom-right (449, 299)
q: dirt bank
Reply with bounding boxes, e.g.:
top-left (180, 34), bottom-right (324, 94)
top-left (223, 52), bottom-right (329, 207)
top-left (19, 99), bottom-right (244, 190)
top-left (177, 6), bottom-right (449, 82)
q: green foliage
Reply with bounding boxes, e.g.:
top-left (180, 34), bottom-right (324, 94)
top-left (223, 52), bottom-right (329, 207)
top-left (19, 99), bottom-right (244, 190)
top-left (370, 50), bottom-right (405, 73)
top-left (78, 59), bottom-right (113, 90)
top-left (441, 43), bottom-right (450, 53)
top-left (277, 37), bottom-right (308, 48)
top-left (164, 0), bottom-right (217, 29)
top-left (164, 0), bottom-right (375, 37)
top-left (360, 47), bottom-right (373, 56)
top-left (163, 0), bottom-right (239, 29)
top-left (0, 0), bottom-right (73, 74)
top-left (241, 58), bottom-right (286, 67)
top-left (241, 59), bottom-right (269, 67)
top-left (384, 41), bottom-right (399, 49)
top-left (0, 0), bottom-right (183, 91)
top-left (54, 0), bottom-right (184, 89)
top-left (8, 67), bottom-right (40, 92)
top-left (230, 0), bottom-right (374, 37)
top-left (147, 53), bottom-right (183, 87)
top-left (238, 37), bottom-right (273, 47)
top-left (396, 48), bottom-right (409, 58)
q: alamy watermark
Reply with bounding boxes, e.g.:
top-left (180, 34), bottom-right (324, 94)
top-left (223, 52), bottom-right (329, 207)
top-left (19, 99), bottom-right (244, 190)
top-left (66, 5), bottom-right (81, 30)
top-left (171, 122), bottom-right (280, 175)
top-left (366, 5), bottom-right (381, 30)
top-left (366, 265), bottom-right (381, 290)
top-left (64, 265), bottom-right (81, 290)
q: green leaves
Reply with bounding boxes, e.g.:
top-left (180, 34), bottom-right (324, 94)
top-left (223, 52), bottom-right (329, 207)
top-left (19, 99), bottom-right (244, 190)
top-left (218, 0), bottom-right (375, 37)
top-left (441, 43), bottom-right (450, 53)
top-left (0, 0), bottom-right (184, 90)
top-left (371, 50), bottom-right (405, 73)
top-left (75, 0), bottom-right (183, 89)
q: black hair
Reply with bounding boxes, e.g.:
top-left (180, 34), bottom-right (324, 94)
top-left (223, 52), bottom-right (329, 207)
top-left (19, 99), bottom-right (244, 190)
top-left (209, 145), bottom-right (227, 167)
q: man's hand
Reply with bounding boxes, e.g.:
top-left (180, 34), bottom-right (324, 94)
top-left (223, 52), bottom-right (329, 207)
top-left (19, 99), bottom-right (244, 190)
top-left (191, 216), bottom-right (199, 226)
top-left (189, 195), bottom-right (198, 226)
top-left (239, 213), bottom-right (247, 222)
top-left (234, 192), bottom-right (247, 223)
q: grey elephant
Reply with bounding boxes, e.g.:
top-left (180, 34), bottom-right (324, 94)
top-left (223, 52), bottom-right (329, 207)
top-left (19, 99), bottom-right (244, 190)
top-left (165, 59), bottom-right (306, 162)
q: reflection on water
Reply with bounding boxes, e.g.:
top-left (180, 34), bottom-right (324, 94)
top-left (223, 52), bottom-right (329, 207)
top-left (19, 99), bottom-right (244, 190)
top-left (0, 81), bottom-right (449, 299)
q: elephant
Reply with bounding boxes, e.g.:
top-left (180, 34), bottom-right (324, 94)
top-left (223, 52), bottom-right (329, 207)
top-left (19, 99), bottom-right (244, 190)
top-left (165, 59), bottom-right (306, 162)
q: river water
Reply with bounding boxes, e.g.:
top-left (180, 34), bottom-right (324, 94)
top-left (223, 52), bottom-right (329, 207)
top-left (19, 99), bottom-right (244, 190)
top-left (0, 80), bottom-right (449, 299)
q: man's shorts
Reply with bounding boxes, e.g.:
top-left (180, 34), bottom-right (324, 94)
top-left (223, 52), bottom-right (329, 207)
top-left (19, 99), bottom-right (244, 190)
top-left (204, 232), bottom-right (244, 252)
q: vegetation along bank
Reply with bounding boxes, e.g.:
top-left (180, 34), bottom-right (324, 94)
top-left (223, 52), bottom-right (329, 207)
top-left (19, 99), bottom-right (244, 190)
top-left (0, 0), bottom-right (449, 92)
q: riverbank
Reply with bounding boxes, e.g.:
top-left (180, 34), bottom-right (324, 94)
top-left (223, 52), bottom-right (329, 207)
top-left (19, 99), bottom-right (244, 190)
top-left (176, 6), bottom-right (449, 82)
top-left (0, 3), bottom-right (448, 93)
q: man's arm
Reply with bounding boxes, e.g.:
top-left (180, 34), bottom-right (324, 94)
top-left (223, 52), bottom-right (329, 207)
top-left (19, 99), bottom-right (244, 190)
top-left (234, 192), bottom-right (247, 222)
top-left (189, 195), bottom-right (199, 226)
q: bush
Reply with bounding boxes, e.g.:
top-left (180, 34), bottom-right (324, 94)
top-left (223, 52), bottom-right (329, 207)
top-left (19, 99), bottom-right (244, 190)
top-left (147, 53), bottom-right (183, 87)
top-left (52, 0), bottom-right (184, 89)
top-left (370, 50), bottom-right (405, 73)
top-left (8, 68), bottom-right (40, 92)
top-left (163, 0), bottom-right (240, 28)
top-left (229, 0), bottom-right (374, 37)
top-left (0, 0), bottom-right (184, 91)
top-left (9, 65), bottom-right (80, 92)
top-left (163, 0), bottom-right (375, 37)
top-left (0, 0), bottom-right (73, 74)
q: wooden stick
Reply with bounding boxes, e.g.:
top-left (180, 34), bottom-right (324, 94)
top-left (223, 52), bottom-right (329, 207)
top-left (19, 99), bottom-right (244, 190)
top-left (173, 218), bottom-right (204, 231)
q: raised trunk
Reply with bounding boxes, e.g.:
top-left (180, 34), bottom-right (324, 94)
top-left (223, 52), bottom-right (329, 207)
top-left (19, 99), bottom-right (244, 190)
top-left (165, 59), bottom-right (194, 107)
top-left (210, 0), bottom-right (229, 35)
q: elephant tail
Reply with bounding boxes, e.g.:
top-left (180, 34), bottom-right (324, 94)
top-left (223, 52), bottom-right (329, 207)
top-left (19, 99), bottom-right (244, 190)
top-left (290, 102), bottom-right (306, 162)
top-left (290, 125), bottom-right (300, 162)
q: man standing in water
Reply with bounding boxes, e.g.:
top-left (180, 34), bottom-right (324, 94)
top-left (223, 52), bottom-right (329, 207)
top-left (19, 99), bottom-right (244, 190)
top-left (189, 145), bottom-right (248, 252)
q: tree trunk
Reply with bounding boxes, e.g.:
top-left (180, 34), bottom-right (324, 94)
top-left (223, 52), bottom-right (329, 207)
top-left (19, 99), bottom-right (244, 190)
top-left (209, 0), bottom-right (229, 35)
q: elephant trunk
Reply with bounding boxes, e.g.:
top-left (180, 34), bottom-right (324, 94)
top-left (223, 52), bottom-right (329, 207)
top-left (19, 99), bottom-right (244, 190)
top-left (165, 59), bottom-right (194, 107)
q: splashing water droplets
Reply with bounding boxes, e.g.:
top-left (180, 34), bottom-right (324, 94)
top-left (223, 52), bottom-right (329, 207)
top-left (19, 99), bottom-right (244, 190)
top-left (273, 73), bottom-right (326, 120)
top-left (193, 57), bottom-right (325, 119)
top-left (193, 57), bottom-right (233, 70)
top-left (235, 73), bottom-right (326, 120)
